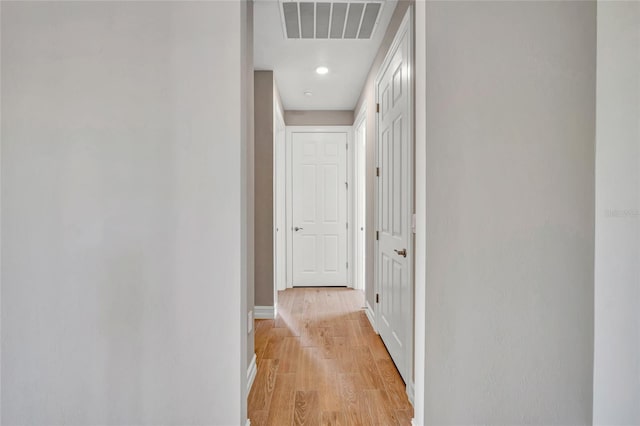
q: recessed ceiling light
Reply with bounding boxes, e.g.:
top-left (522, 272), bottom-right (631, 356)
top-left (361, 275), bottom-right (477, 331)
top-left (315, 66), bottom-right (329, 75)
top-left (304, 91), bottom-right (313, 97)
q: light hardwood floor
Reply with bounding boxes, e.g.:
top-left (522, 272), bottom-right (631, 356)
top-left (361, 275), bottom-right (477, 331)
top-left (249, 288), bottom-right (413, 426)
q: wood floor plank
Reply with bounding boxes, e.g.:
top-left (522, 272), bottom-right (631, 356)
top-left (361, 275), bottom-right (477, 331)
top-left (336, 339), bottom-right (358, 373)
top-left (377, 359), bottom-right (412, 410)
top-left (294, 390), bottom-right (321, 426)
top-left (338, 374), bottom-right (362, 425)
top-left (327, 315), bottom-right (350, 337)
top-left (346, 319), bottom-right (368, 347)
top-left (296, 347), bottom-right (322, 391)
top-left (249, 288), bottom-right (413, 426)
top-left (395, 408), bottom-right (414, 425)
top-left (359, 389), bottom-right (398, 426)
top-left (300, 326), bottom-right (330, 348)
top-left (249, 410), bottom-right (268, 426)
top-left (357, 312), bottom-right (375, 333)
top-left (317, 359), bottom-right (342, 411)
top-left (367, 333), bottom-right (391, 361)
top-left (354, 346), bottom-right (385, 390)
top-left (271, 326), bottom-right (297, 338)
top-left (318, 328), bottom-right (334, 358)
top-left (248, 358), bottom-right (279, 411)
top-left (321, 411), bottom-right (346, 426)
top-left (278, 336), bottom-right (302, 374)
top-left (255, 319), bottom-right (274, 362)
top-left (264, 373), bottom-right (296, 426)
top-left (274, 312), bottom-right (289, 329)
top-left (321, 335), bottom-right (342, 360)
top-left (262, 334), bottom-right (284, 359)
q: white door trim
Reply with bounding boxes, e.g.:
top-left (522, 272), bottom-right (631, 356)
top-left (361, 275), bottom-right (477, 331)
top-left (353, 107), bottom-right (367, 292)
top-left (274, 105), bottom-right (287, 292)
top-left (237, 5), bottom-right (428, 425)
top-left (285, 126), bottom-right (353, 288)
top-left (253, 305), bottom-right (276, 319)
top-left (247, 353), bottom-right (257, 394)
top-left (373, 5), bottom-right (414, 388)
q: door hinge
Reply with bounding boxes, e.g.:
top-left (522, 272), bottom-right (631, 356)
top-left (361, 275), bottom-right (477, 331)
top-left (345, 182), bottom-right (348, 190)
top-left (376, 167), bottom-right (380, 177)
top-left (376, 293), bottom-right (380, 303)
top-left (376, 231), bottom-right (379, 241)
top-left (346, 143), bottom-right (348, 150)
top-left (376, 103), bottom-right (380, 113)
top-left (346, 262), bottom-right (349, 269)
top-left (346, 222), bottom-right (348, 229)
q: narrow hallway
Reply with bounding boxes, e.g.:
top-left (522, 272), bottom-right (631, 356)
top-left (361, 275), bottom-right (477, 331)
top-left (249, 288), bottom-right (413, 425)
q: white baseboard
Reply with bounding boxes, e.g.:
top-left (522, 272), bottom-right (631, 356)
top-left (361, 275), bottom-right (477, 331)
top-left (247, 353), bottom-right (257, 394)
top-left (406, 380), bottom-right (415, 406)
top-left (411, 420), bottom-right (416, 426)
top-left (254, 305), bottom-right (275, 319)
top-left (245, 420), bottom-right (251, 426)
top-left (365, 301), bottom-right (377, 333)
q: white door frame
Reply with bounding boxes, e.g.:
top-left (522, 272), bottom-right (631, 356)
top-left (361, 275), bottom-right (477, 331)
top-left (274, 105), bottom-right (287, 297)
top-left (244, 4), bottom-right (427, 424)
top-left (285, 126), bottom-right (353, 289)
top-left (353, 106), bottom-right (367, 292)
top-left (373, 5), bottom-right (415, 399)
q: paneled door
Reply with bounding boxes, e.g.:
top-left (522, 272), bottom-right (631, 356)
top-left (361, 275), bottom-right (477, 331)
top-left (375, 9), bottom-right (413, 385)
top-left (290, 130), bottom-right (348, 286)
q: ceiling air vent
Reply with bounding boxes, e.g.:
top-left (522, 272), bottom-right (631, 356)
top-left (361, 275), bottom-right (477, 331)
top-left (280, 1), bottom-right (384, 40)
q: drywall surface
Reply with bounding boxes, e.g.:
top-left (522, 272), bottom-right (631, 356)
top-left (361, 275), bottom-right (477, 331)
top-left (593, 2), bottom-right (640, 424)
top-left (246, 3), bottom-right (256, 369)
top-left (413, 1), bottom-right (427, 424)
top-left (423, 1), bottom-right (596, 424)
top-left (1, 2), bottom-right (249, 424)
top-left (254, 71), bottom-right (275, 307)
top-left (284, 110), bottom-right (354, 126)
top-left (354, 0), bottom-right (412, 308)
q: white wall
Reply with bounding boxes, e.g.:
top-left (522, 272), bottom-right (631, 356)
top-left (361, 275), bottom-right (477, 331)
top-left (422, 2), bottom-right (596, 424)
top-left (413, 2), bottom-right (427, 424)
top-left (593, 2), bottom-right (640, 424)
top-left (1, 2), bottom-right (249, 424)
top-left (283, 110), bottom-right (354, 126)
top-left (245, 0), bottom-right (256, 372)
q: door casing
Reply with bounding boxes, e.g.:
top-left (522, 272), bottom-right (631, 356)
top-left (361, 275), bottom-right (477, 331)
top-left (374, 7), bottom-right (414, 392)
top-left (254, 4), bottom-right (428, 423)
top-left (285, 126), bottom-right (353, 288)
top-left (353, 108), bottom-right (367, 292)
top-left (274, 105), bottom-right (287, 295)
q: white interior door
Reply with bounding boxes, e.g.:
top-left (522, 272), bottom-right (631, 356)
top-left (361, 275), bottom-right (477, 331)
top-left (290, 130), bottom-right (348, 287)
top-left (375, 10), bottom-right (413, 385)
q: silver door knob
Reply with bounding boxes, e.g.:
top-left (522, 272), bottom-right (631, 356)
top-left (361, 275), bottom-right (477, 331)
top-left (394, 248), bottom-right (407, 258)
top-left (294, 227), bottom-right (303, 232)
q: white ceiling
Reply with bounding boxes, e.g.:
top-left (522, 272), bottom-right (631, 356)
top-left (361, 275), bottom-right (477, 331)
top-left (254, 0), bottom-right (397, 110)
